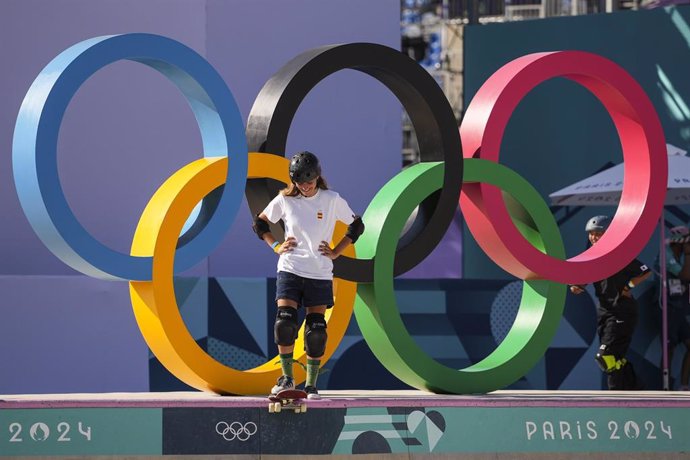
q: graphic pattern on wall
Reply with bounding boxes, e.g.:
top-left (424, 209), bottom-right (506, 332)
top-left (143, 277), bottom-right (690, 392)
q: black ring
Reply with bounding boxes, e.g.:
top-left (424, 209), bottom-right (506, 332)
top-left (245, 43), bottom-right (462, 282)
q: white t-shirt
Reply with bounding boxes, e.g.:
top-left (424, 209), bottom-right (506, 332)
top-left (262, 189), bottom-right (355, 280)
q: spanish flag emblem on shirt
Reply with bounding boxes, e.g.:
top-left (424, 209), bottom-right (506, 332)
top-left (317, 211), bottom-right (323, 220)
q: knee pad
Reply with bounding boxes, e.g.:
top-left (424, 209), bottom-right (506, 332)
top-left (274, 308), bottom-right (299, 346)
top-left (304, 313), bottom-right (328, 357)
top-left (595, 353), bottom-right (626, 373)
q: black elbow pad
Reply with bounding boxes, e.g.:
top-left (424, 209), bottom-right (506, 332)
top-left (346, 216), bottom-right (365, 243)
top-left (252, 214), bottom-right (270, 240)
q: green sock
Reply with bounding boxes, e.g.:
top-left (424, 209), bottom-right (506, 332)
top-left (306, 358), bottom-right (321, 387)
top-left (280, 352), bottom-right (293, 378)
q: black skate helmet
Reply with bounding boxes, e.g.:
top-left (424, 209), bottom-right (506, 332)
top-left (585, 215), bottom-right (610, 233)
top-left (289, 151), bottom-right (321, 183)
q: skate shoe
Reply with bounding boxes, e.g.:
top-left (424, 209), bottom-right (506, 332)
top-left (304, 385), bottom-right (320, 400)
top-left (271, 375), bottom-right (295, 395)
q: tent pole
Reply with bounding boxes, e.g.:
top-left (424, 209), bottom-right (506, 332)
top-left (660, 214), bottom-right (670, 390)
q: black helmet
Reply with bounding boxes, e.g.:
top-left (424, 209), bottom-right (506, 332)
top-left (289, 151), bottom-right (321, 183)
top-left (585, 215), bottom-right (610, 233)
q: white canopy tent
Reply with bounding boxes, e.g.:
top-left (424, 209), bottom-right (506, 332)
top-left (549, 143), bottom-right (690, 390)
top-left (550, 143), bottom-right (690, 207)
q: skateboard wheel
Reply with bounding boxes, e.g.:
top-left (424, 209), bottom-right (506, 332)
top-left (274, 402), bottom-right (282, 413)
top-left (301, 403), bottom-right (307, 412)
top-left (269, 403), bottom-right (275, 413)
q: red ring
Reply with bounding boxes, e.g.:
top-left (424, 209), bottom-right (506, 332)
top-left (460, 51), bottom-right (667, 284)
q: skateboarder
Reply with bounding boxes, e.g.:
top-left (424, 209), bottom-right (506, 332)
top-left (252, 151), bottom-right (364, 399)
top-left (570, 215), bottom-right (651, 390)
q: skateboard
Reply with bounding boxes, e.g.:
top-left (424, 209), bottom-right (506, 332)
top-left (268, 389), bottom-right (308, 413)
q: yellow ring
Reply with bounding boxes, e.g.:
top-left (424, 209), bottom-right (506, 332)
top-left (129, 153), bottom-right (357, 394)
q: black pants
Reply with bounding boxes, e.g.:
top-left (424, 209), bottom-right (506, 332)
top-left (597, 296), bottom-right (641, 390)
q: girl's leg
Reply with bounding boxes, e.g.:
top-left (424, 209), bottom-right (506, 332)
top-left (273, 299), bottom-right (299, 393)
top-left (305, 305), bottom-right (327, 393)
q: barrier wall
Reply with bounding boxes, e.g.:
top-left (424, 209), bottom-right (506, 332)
top-left (4, 274), bottom-right (675, 393)
top-left (3, 392), bottom-right (690, 458)
top-left (151, 278), bottom-right (679, 393)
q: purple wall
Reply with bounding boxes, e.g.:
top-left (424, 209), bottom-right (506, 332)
top-left (0, 0), bottom-right (401, 393)
top-left (0, 0), bottom-right (402, 277)
top-left (1, 0), bottom-right (208, 276)
top-left (0, 277), bottom-right (147, 393)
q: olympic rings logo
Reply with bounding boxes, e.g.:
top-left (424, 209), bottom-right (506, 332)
top-left (12, 33), bottom-right (667, 395)
top-left (215, 421), bottom-right (258, 442)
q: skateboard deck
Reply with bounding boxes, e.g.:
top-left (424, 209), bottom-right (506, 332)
top-left (268, 389), bottom-right (308, 413)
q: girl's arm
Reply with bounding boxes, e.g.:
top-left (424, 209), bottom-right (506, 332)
top-left (254, 213), bottom-right (296, 254)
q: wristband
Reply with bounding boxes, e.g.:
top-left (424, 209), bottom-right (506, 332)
top-left (271, 241), bottom-right (281, 253)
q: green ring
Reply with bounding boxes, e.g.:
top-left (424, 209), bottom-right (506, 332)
top-left (354, 159), bottom-right (566, 393)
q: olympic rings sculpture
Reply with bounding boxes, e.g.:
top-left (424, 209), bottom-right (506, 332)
top-left (12, 33), bottom-right (667, 395)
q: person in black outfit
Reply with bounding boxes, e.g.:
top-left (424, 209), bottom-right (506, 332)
top-left (656, 225), bottom-right (690, 390)
top-left (570, 215), bottom-right (651, 390)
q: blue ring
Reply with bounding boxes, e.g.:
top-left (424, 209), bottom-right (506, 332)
top-left (12, 34), bottom-right (247, 280)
